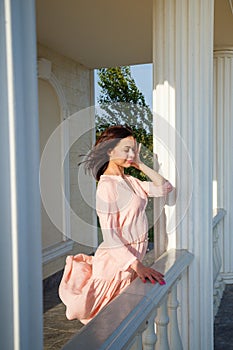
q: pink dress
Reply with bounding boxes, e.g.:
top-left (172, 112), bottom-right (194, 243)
top-left (59, 175), bottom-right (165, 324)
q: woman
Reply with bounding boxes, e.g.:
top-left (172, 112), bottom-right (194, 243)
top-left (59, 125), bottom-right (173, 324)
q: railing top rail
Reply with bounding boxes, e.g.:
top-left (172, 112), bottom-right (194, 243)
top-left (213, 208), bottom-right (226, 228)
top-left (63, 249), bottom-right (194, 350)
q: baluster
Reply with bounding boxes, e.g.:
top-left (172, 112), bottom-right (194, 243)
top-left (155, 297), bottom-right (170, 350)
top-left (213, 221), bottom-right (225, 315)
top-left (168, 285), bottom-right (183, 350)
top-left (216, 222), bottom-right (225, 303)
top-left (216, 224), bottom-right (222, 270)
top-left (213, 289), bottom-right (219, 317)
top-left (213, 225), bottom-right (218, 283)
top-left (142, 310), bottom-right (157, 350)
top-left (213, 224), bottom-right (219, 316)
top-left (129, 333), bottom-right (143, 350)
top-left (219, 220), bottom-right (225, 298)
top-left (217, 274), bottom-right (225, 300)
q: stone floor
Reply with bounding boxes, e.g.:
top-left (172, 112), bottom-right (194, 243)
top-left (43, 255), bottom-right (233, 349)
top-left (44, 304), bottom-right (83, 349)
top-left (214, 284), bottom-right (233, 350)
top-left (43, 279), bottom-right (83, 350)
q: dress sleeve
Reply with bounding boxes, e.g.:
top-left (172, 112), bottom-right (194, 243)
top-left (133, 178), bottom-right (165, 197)
top-left (96, 180), bottom-right (137, 271)
top-left (134, 177), bottom-right (176, 203)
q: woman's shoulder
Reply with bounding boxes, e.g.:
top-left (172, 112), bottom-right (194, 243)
top-left (96, 175), bottom-right (120, 208)
top-left (97, 175), bottom-right (119, 197)
top-left (98, 174), bottom-right (122, 186)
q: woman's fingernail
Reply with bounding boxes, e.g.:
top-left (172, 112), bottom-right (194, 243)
top-left (160, 280), bottom-right (166, 285)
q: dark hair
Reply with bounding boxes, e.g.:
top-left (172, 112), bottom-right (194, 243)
top-left (83, 125), bottom-right (134, 180)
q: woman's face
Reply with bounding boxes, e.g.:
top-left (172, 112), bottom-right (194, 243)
top-left (108, 136), bottom-right (136, 168)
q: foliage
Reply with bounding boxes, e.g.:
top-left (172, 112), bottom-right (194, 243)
top-left (98, 66), bottom-right (147, 105)
top-left (96, 67), bottom-right (153, 134)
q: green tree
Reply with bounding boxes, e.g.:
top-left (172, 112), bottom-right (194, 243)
top-left (96, 66), bottom-right (154, 242)
top-left (96, 67), bottom-right (153, 136)
top-left (98, 66), bottom-right (147, 105)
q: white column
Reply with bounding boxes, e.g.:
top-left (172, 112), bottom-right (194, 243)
top-left (214, 49), bottom-right (233, 282)
top-left (153, 1), bottom-right (214, 349)
top-left (0, 0), bottom-right (43, 349)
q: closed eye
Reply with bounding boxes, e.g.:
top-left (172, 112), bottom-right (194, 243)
top-left (123, 147), bottom-right (135, 152)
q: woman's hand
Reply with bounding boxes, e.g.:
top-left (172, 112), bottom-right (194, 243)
top-left (131, 142), bottom-right (174, 197)
top-left (154, 153), bottom-right (160, 172)
top-left (130, 260), bottom-right (166, 285)
top-left (131, 142), bottom-right (143, 170)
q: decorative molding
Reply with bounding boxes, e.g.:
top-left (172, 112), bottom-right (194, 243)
top-left (38, 58), bottom-right (69, 119)
top-left (229, 0), bottom-right (233, 15)
top-left (42, 240), bottom-right (74, 264)
top-left (38, 57), bottom-right (71, 250)
top-left (38, 58), bottom-right (52, 80)
top-left (214, 48), bottom-right (233, 57)
top-left (221, 273), bottom-right (233, 284)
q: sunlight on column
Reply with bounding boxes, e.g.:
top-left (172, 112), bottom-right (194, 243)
top-left (213, 180), bottom-right (218, 210)
top-left (153, 83), bottom-right (177, 251)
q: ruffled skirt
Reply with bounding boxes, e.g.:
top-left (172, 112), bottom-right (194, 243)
top-left (58, 240), bottom-right (147, 324)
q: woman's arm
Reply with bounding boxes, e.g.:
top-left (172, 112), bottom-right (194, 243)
top-left (132, 143), bottom-right (173, 195)
top-left (129, 143), bottom-right (173, 284)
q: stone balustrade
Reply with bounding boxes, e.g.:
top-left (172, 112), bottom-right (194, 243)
top-left (63, 249), bottom-right (193, 350)
top-left (213, 208), bottom-right (226, 317)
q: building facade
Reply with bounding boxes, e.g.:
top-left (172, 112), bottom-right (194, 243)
top-left (0, 0), bottom-right (233, 349)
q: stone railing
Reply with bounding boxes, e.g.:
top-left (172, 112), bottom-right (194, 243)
top-left (213, 208), bottom-right (226, 317)
top-left (63, 249), bottom-right (193, 350)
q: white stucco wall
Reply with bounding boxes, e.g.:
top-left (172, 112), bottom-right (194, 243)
top-left (37, 44), bottom-right (96, 278)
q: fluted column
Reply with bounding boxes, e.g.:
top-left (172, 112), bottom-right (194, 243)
top-left (214, 49), bottom-right (233, 282)
top-left (0, 0), bottom-right (43, 349)
top-left (153, 1), bottom-right (214, 349)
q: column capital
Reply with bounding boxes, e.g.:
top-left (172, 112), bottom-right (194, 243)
top-left (214, 48), bottom-right (233, 57)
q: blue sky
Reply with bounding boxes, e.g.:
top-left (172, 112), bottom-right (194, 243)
top-left (94, 63), bottom-right (153, 108)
